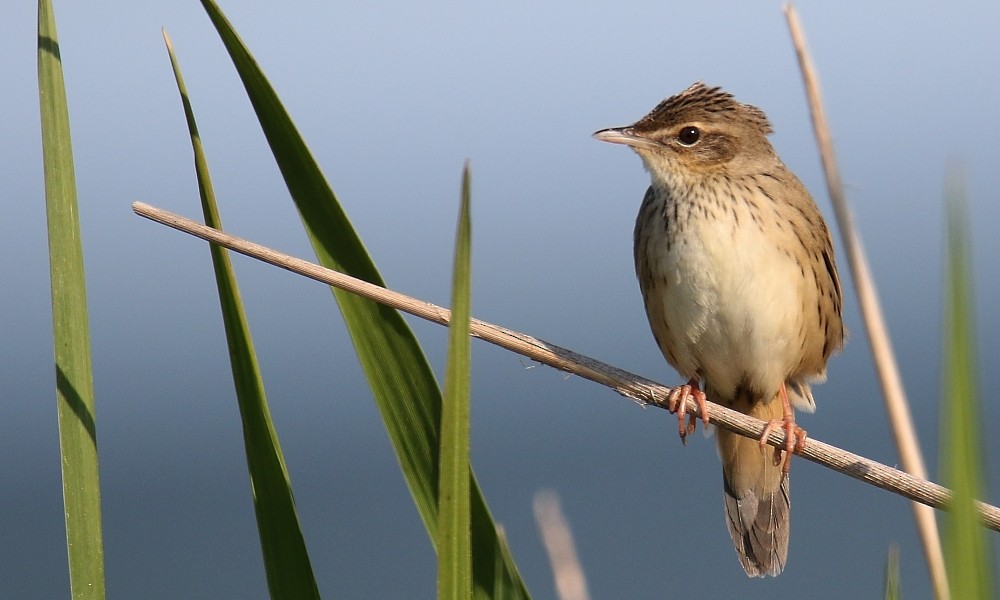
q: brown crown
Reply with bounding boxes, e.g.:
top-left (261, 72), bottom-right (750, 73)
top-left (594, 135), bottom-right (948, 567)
top-left (631, 82), bottom-right (773, 136)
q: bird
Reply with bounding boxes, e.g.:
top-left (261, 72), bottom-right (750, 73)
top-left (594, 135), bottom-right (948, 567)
top-left (593, 82), bottom-right (844, 577)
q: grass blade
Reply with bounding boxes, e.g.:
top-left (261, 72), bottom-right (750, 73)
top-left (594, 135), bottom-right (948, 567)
top-left (161, 31), bottom-right (320, 599)
top-left (941, 174), bottom-right (993, 599)
top-left (438, 165), bottom-right (473, 599)
top-left (196, 1), bottom-right (529, 597)
top-left (883, 544), bottom-right (900, 600)
top-left (36, 1), bottom-right (106, 597)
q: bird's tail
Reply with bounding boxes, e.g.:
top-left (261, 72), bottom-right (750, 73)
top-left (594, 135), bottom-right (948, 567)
top-left (714, 386), bottom-right (800, 577)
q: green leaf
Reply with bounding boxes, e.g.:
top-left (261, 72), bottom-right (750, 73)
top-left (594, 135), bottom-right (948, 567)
top-left (37, 1), bottom-right (106, 598)
top-left (883, 544), bottom-right (899, 600)
top-left (438, 165), bottom-right (473, 600)
top-left (941, 172), bottom-right (993, 599)
top-left (197, 2), bottom-right (529, 597)
top-left (161, 31), bottom-right (320, 599)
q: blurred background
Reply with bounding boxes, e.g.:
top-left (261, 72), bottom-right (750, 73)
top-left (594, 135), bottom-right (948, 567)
top-left (3, 1), bottom-right (998, 598)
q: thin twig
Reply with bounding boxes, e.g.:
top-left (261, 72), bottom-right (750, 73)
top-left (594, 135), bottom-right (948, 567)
top-left (131, 200), bottom-right (1000, 533)
top-left (533, 491), bottom-right (590, 600)
top-left (784, 5), bottom-right (951, 598)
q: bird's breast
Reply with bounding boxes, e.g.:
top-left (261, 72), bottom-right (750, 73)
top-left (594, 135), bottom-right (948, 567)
top-left (634, 184), bottom-right (806, 402)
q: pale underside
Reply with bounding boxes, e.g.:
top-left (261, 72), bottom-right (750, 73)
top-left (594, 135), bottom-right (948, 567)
top-left (635, 181), bottom-right (825, 411)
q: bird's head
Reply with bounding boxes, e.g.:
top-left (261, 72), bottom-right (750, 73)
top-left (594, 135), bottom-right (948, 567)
top-left (594, 82), bottom-right (778, 184)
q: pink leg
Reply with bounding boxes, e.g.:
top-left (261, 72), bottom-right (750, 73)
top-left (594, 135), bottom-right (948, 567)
top-left (758, 383), bottom-right (808, 474)
top-left (666, 377), bottom-right (709, 445)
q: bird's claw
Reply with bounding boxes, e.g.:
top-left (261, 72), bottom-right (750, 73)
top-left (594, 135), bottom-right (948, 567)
top-left (666, 377), bottom-right (709, 445)
top-left (759, 414), bottom-right (807, 475)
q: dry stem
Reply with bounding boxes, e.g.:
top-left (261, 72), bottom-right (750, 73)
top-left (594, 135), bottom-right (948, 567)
top-left (533, 491), bottom-right (590, 600)
top-left (132, 200), bottom-right (1000, 534)
top-left (784, 5), bottom-right (950, 598)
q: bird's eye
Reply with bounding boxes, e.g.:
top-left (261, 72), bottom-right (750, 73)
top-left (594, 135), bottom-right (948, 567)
top-left (678, 126), bottom-right (701, 146)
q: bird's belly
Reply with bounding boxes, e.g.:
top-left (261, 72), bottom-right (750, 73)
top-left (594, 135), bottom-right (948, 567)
top-left (639, 216), bottom-right (803, 402)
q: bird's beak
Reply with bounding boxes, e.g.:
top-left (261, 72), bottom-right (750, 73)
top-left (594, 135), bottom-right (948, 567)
top-left (592, 127), bottom-right (661, 151)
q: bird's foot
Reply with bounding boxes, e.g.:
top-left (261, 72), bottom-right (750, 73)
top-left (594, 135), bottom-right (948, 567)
top-left (666, 377), bottom-right (709, 445)
top-left (759, 418), bottom-right (807, 474)
top-left (758, 383), bottom-right (806, 474)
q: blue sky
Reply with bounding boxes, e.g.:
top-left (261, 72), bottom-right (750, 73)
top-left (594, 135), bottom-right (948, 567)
top-left (4, 1), bottom-right (999, 598)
